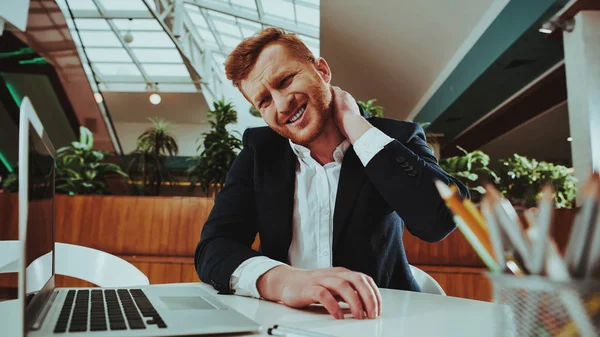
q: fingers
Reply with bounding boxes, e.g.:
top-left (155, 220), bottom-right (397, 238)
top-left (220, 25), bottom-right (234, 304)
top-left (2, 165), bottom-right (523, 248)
top-left (319, 278), bottom-right (365, 320)
top-left (310, 286), bottom-right (343, 320)
top-left (365, 275), bottom-right (383, 316)
top-left (345, 273), bottom-right (379, 319)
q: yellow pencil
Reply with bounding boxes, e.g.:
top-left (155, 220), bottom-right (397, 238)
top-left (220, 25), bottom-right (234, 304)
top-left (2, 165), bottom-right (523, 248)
top-left (435, 181), bottom-right (497, 266)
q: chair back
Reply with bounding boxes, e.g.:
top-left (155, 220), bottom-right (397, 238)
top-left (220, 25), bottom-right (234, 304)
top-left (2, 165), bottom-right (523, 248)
top-left (410, 265), bottom-right (446, 296)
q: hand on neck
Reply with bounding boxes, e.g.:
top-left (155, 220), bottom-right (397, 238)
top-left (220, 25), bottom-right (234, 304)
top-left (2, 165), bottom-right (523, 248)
top-left (306, 119), bottom-right (346, 166)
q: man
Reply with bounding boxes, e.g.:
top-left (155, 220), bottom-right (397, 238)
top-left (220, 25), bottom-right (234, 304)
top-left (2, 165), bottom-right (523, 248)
top-left (195, 27), bottom-right (469, 320)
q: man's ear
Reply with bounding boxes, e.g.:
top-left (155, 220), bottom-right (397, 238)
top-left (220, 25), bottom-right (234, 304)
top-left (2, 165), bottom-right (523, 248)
top-left (314, 57), bottom-right (332, 84)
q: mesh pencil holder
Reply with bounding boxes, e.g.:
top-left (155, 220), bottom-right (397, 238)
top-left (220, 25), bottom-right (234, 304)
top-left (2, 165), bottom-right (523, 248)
top-left (487, 273), bottom-right (600, 337)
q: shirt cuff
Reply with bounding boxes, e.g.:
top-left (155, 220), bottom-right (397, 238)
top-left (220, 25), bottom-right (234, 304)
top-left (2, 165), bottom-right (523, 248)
top-left (352, 128), bottom-right (394, 166)
top-left (230, 256), bottom-right (286, 298)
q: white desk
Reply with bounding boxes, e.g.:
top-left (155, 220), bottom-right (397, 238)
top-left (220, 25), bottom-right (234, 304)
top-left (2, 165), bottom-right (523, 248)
top-left (188, 283), bottom-right (503, 337)
top-left (0, 283), bottom-right (503, 337)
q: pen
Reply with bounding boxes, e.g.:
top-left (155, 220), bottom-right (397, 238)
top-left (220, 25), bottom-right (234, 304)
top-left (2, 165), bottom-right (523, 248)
top-left (268, 325), bottom-right (335, 337)
top-left (480, 198), bottom-right (506, 269)
top-left (584, 173), bottom-right (600, 277)
top-left (530, 185), bottom-right (555, 275)
top-left (565, 174), bottom-right (599, 278)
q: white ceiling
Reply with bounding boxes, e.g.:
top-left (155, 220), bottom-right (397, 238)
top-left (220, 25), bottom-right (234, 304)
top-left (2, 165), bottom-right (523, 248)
top-left (321, 0), bottom-right (499, 120)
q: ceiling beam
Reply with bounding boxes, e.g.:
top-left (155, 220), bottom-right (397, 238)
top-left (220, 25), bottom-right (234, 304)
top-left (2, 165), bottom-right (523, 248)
top-left (441, 62), bottom-right (567, 157)
top-left (70, 9), bottom-right (154, 19)
top-left (414, 0), bottom-right (567, 145)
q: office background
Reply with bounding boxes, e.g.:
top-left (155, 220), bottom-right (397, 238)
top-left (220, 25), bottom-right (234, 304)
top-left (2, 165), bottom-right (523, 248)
top-left (2, 0), bottom-right (597, 302)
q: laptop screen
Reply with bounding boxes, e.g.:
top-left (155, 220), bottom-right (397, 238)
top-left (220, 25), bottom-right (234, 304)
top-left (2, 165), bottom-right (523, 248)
top-left (24, 121), bottom-right (55, 298)
top-left (17, 98), bottom-right (57, 333)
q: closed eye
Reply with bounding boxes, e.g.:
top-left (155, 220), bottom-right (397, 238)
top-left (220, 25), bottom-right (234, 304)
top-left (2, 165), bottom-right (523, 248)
top-left (279, 74), bottom-right (294, 88)
top-left (259, 96), bottom-right (271, 109)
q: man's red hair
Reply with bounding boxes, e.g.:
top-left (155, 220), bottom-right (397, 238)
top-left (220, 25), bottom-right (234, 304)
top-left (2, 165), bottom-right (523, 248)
top-left (224, 27), bottom-right (316, 88)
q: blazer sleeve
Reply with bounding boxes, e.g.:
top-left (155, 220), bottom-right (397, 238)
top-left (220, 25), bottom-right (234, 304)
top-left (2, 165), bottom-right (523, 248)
top-left (364, 122), bottom-right (470, 242)
top-left (194, 129), bottom-right (261, 293)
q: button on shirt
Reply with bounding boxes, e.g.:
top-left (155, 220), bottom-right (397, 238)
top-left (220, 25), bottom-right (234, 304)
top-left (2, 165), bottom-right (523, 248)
top-left (230, 128), bottom-right (394, 298)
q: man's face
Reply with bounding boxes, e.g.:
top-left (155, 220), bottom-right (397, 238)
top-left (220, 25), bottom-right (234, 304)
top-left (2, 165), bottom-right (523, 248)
top-left (240, 43), bottom-right (332, 146)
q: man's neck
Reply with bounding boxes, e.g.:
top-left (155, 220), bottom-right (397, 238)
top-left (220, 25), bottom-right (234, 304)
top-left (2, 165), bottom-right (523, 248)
top-left (305, 119), bottom-right (345, 166)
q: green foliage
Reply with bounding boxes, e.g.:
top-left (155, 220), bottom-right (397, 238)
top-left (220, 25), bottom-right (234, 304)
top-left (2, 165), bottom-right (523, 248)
top-left (128, 118), bottom-right (179, 196)
top-left (1, 173), bottom-right (18, 193)
top-left (357, 99), bottom-right (384, 117)
top-left (249, 105), bottom-right (261, 118)
top-left (56, 126), bottom-right (128, 195)
top-left (188, 99), bottom-right (242, 195)
top-left (497, 154), bottom-right (577, 208)
top-left (439, 146), bottom-right (499, 201)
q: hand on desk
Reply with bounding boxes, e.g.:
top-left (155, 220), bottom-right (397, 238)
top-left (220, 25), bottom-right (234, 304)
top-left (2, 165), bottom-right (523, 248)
top-left (256, 265), bottom-right (382, 320)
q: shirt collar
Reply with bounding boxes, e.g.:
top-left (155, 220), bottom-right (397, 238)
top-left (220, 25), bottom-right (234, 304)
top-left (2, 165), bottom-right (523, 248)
top-left (289, 139), bottom-right (351, 164)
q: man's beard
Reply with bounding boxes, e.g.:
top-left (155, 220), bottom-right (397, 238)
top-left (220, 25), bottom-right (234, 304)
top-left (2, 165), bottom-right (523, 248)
top-left (274, 81), bottom-right (331, 146)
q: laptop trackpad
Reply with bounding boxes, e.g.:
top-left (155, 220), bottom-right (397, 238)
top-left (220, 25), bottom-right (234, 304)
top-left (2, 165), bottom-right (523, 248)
top-left (160, 296), bottom-right (218, 310)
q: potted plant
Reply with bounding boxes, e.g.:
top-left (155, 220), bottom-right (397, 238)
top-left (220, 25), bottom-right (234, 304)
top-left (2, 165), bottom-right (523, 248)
top-left (55, 126), bottom-right (128, 195)
top-left (357, 99), bottom-right (385, 117)
top-left (439, 146), bottom-right (499, 202)
top-left (497, 154), bottom-right (577, 208)
top-left (188, 99), bottom-right (242, 195)
top-left (128, 117), bottom-right (179, 196)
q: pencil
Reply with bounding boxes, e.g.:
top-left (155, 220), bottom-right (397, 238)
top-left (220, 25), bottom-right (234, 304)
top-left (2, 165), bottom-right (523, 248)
top-left (485, 184), bottom-right (531, 268)
top-left (530, 185), bottom-right (555, 275)
top-left (584, 172), bottom-right (600, 277)
top-left (480, 198), bottom-right (506, 268)
top-left (566, 173), bottom-right (599, 278)
top-left (435, 181), bottom-right (498, 268)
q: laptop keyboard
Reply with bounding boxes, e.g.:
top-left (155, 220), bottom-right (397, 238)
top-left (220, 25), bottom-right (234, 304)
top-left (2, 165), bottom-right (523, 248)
top-left (53, 289), bottom-right (167, 333)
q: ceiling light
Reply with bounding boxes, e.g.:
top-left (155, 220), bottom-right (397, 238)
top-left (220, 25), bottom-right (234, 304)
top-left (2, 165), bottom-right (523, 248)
top-left (94, 92), bottom-right (103, 103)
top-left (149, 93), bottom-right (161, 105)
top-left (567, 137), bottom-right (573, 142)
top-left (123, 32), bottom-right (134, 43)
top-left (123, 18), bottom-right (134, 43)
top-left (147, 82), bottom-right (161, 105)
top-left (539, 22), bottom-right (554, 34)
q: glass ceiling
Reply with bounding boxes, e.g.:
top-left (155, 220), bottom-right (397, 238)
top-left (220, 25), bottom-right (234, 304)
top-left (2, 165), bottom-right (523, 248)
top-left (56, 0), bottom-right (320, 93)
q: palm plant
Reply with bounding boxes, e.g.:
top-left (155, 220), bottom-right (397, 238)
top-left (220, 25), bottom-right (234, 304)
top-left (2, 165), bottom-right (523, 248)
top-left (188, 99), bottom-right (242, 195)
top-left (56, 126), bottom-right (127, 195)
top-left (128, 117), bottom-right (179, 196)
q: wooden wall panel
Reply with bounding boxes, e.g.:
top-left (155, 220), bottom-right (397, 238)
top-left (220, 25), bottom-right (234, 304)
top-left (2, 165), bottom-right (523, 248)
top-left (51, 195), bottom-right (577, 303)
top-left (417, 266), bottom-right (492, 302)
top-left (55, 275), bottom-right (97, 288)
top-left (0, 272), bottom-right (18, 300)
top-left (0, 193), bottom-right (19, 240)
top-left (55, 195), bottom-right (208, 257)
top-left (403, 230), bottom-right (485, 267)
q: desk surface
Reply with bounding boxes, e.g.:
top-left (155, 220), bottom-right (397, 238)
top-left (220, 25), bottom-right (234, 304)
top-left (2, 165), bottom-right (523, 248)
top-left (187, 283), bottom-right (502, 337)
top-left (0, 283), bottom-right (503, 337)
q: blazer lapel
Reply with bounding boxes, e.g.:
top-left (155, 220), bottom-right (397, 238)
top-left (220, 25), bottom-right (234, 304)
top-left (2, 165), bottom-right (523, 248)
top-left (333, 146), bottom-right (367, 251)
top-left (263, 141), bottom-right (296, 262)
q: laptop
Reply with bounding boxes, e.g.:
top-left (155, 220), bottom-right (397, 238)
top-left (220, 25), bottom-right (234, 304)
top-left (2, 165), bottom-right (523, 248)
top-left (13, 97), bottom-right (260, 336)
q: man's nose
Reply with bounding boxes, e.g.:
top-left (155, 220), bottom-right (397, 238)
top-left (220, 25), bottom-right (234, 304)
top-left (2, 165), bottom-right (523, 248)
top-left (273, 92), bottom-right (295, 117)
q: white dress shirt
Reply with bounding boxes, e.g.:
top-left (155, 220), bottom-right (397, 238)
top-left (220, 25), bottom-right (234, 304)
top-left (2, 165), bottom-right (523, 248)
top-left (230, 128), bottom-right (394, 298)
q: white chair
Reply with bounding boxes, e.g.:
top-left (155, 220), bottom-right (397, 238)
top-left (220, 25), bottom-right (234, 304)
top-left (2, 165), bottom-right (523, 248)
top-left (410, 265), bottom-right (446, 296)
top-left (1, 241), bottom-right (149, 292)
top-left (54, 243), bottom-right (150, 288)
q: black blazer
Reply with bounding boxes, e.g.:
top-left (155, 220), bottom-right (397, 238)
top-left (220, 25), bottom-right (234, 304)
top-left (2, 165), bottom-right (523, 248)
top-left (195, 116), bottom-right (469, 293)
